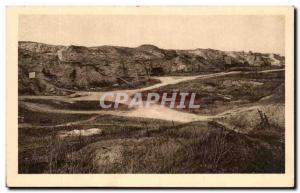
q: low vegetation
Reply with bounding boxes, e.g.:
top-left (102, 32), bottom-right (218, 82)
top-left (18, 68), bottom-right (285, 174)
top-left (19, 108), bottom-right (284, 173)
top-left (152, 70), bottom-right (284, 115)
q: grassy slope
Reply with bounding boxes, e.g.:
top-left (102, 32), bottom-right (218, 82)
top-left (151, 71), bottom-right (284, 115)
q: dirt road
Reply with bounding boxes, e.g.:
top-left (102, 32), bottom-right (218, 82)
top-left (20, 68), bottom-right (283, 101)
top-left (19, 68), bottom-right (284, 123)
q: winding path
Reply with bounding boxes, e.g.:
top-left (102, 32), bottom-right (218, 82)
top-left (19, 68), bottom-right (284, 123)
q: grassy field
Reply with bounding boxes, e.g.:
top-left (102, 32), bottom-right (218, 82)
top-left (19, 108), bottom-right (284, 173)
top-left (18, 70), bottom-right (285, 174)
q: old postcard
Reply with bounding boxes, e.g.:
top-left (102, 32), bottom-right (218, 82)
top-left (6, 6), bottom-right (294, 187)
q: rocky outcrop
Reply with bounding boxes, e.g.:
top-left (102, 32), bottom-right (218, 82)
top-left (18, 41), bottom-right (285, 95)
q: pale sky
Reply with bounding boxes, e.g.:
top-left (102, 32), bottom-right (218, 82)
top-left (19, 15), bottom-right (285, 55)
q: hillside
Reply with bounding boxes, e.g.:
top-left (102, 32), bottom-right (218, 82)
top-left (18, 41), bottom-right (285, 95)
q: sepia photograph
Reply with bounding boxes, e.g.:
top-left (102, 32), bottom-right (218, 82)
top-left (6, 6), bottom-right (294, 187)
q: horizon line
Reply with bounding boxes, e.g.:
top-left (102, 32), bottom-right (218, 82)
top-left (18, 40), bottom-right (285, 56)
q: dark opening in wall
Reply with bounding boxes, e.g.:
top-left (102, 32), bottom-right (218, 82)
top-left (151, 67), bottom-right (165, 76)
